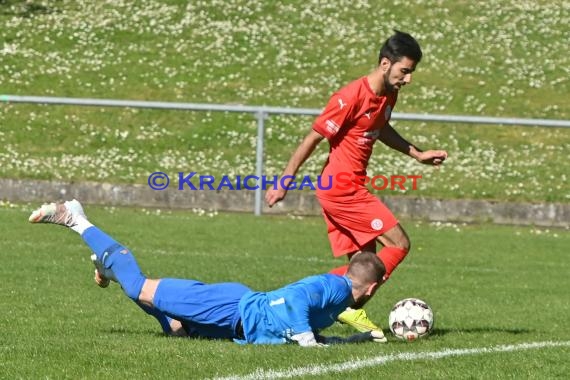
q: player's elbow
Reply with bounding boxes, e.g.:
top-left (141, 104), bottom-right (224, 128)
top-left (306, 129), bottom-right (325, 147)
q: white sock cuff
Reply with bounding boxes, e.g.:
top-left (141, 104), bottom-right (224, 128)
top-left (71, 216), bottom-right (94, 235)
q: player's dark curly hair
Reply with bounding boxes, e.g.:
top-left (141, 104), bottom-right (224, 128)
top-left (379, 30), bottom-right (423, 64)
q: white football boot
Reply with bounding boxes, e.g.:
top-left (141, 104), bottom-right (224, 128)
top-left (28, 199), bottom-right (86, 227)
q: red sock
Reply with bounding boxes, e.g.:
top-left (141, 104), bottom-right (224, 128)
top-left (329, 264), bottom-right (349, 276)
top-left (377, 247), bottom-right (408, 281)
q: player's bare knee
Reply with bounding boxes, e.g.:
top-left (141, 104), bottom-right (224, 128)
top-left (378, 225), bottom-right (411, 251)
top-left (138, 279), bottom-right (160, 307)
top-left (394, 225), bottom-right (411, 251)
top-left (398, 235), bottom-right (411, 251)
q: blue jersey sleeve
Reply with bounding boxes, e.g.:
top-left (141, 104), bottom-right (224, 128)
top-left (239, 274), bottom-right (352, 344)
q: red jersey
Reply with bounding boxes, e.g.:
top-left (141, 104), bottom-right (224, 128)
top-left (312, 76), bottom-right (397, 197)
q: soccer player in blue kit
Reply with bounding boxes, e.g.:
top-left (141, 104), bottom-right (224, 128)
top-left (29, 200), bottom-right (387, 346)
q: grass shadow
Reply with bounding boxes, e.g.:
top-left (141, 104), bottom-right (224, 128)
top-left (431, 327), bottom-right (532, 337)
top-left (105, 326), bottom-right (166, 338)
top-left (105, 327), bottom-right (222, 342)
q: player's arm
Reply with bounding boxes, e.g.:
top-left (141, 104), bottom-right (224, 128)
top-left (168, 319), bottom-right (188, 337)
top-left (377, 123), bottom-right (447, 166)
top-left (265, 129), bottom-right (324, 207)
top-left (285, 294), bottom-right (323, 347)
top-left (280, 279), bottom-right (330, 347)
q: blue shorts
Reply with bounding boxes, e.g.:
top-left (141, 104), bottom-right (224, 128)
top-left (153, 278), bottom-right (251, 339)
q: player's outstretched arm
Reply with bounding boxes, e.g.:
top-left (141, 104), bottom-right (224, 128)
top-left (377, 123), bottom-right (447, 166)
top-left (412, 148), bottom-right (448, 166)
top-left (265, 129), bottom-right (324, 207)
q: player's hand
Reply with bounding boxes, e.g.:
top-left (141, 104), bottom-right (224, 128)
top-left (291, 331), bottom-right (328, 347)
top-left (415, 150), bottom-right (448, 166)
top-left (265, 187), bottom-right (287, 207)
top-left (369, 329), bottom-right (388, 343)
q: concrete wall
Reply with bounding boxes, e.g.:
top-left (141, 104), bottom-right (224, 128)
top-left (1, 178), bottom-right (568, 227)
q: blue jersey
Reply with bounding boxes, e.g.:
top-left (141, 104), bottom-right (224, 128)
top-left (238, 274), bottom-right (352, 344)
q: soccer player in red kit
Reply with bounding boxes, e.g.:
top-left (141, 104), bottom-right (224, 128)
top-left (265, 30), bottom-right (448, 339)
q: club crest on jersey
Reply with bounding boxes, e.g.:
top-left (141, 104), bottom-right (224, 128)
top-left (371, 218), bottom-right (384, 231)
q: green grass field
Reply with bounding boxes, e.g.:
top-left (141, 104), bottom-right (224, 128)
top-left (1, 203), bottom-right (568, 378)
top-left (1, 2), bottom-right (569, 378)
top-left (1, 0), bottom-right (569, 202)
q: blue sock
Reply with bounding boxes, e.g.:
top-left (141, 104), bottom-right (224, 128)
top-left (82, 226), bottom-right (146, 301)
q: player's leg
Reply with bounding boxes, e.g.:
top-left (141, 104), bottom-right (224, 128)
top-left (133, 296), bottom-right (179, 334)
top-left (30, 200), bottom-right (147, 299)
top-left (375, 223), bottom-right (410, 281)
top-left (150, 279), bottom-right (250, 340)
top-left (323, 192), bottom-right (406, 280)
top-left (77, 223), bottom-right (147, 301)
top-left (318, 193), bottom-right (398, 342)
top-left (29, 200), bottom-right (174, 334)
top-left (129, 275), bottom-right (249, 340)
top-left (338, 231), bottom-right (409, 284)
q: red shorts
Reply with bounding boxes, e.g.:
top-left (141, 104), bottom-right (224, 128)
top-left (317, 189), bottom-right (398, 257)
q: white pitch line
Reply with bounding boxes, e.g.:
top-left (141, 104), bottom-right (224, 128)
top-left (215, 340), bottom-right (570, 380)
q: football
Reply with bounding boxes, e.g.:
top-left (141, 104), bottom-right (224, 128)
top-left (388, 298), bottom-right (434, 341)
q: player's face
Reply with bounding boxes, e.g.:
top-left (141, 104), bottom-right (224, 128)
top-left (382, 57), bottom-right (417, 93)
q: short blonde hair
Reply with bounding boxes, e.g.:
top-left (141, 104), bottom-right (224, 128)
top-left (346, 252), bottom-right (385, 284)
